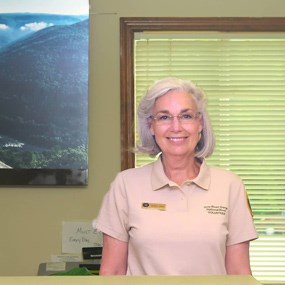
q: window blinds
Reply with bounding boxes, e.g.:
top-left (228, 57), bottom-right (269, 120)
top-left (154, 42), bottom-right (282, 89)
top-left (134, 34), bottom-right (285, 284)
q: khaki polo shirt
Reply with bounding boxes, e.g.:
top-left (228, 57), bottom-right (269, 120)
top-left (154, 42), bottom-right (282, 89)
top-left (95, 158), bottom-right (258, 275)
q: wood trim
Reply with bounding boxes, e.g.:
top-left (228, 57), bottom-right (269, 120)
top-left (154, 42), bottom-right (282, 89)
top-left (120, 17), bottom-right (285, 170)
top-left (120, 18), bottom-right (135, 170)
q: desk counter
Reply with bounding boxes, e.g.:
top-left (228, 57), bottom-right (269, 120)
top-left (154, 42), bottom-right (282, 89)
top-left (0, 275), bottom-right (261, 285)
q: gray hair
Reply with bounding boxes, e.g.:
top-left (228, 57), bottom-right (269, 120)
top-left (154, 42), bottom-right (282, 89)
top-left (136, 78), bottom-right (215, 158)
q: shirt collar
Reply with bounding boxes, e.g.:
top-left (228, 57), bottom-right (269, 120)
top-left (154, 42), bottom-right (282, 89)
top-left (192, 160), bottom-right (211, 190)
top-left (151, 156), bottom-right (210, 191)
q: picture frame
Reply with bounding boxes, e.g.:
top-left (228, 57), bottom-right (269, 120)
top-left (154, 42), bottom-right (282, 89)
top-left (0, 1), bottom-right (89, 185)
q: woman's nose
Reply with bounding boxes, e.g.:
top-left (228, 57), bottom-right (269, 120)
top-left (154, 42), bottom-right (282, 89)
top-left (170, 116), bottom-right (183, 130)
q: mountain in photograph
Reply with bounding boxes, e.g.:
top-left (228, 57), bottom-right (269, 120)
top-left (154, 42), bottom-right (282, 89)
top-left (0, 13), bottom-right (87, 49)
top-left (0, 15), bottom-right (89, 168)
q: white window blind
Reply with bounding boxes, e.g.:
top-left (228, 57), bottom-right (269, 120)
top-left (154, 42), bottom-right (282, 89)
top-left (134, 33), bottom-right (285, 284)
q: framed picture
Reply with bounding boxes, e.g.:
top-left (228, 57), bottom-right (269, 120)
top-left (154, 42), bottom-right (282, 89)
top-left (0, 0), bottom-right (89, 185)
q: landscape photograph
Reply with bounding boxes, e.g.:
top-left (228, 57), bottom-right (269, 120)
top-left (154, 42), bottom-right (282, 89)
top-left (0, 0), bottom-right (89, 185)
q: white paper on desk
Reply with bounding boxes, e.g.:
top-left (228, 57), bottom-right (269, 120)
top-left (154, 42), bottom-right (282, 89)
top-left (46, 262), bottom-right (66, 272)
top-left (62, 221), bottom-right (102, 254)
top-left (51, 254), bottom-right (82, 262)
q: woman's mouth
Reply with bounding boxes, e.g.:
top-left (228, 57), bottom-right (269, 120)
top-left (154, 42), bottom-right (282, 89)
top-left (168, 137), bottom-right (187, 142)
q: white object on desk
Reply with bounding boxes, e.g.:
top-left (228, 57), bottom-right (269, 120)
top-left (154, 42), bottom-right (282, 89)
top-left (62, 221), bottom-right (102, 254)
top-left (45, 262), bottom-right (66, 272)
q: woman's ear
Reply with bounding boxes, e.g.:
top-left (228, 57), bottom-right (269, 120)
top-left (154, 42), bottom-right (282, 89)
top-left (198, 117), bottom-right (203, 133)
top-left (150, 123), bottom-right (155, 135)
top-left (148, 118), bottom-right (155, 135)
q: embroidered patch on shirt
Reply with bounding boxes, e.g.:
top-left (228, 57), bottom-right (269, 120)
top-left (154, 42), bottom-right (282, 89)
top-left (204, 205), bottom-right (228, 215)
top-left (142, 202), bottom-right (166, 211)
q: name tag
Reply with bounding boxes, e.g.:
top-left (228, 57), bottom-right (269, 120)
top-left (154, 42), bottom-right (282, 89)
top-left (141, 202), bottom-right (166, 211)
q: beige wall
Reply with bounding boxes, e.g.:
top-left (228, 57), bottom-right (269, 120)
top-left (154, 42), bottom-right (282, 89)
top-left (1, 0), bottom-right (285, 276)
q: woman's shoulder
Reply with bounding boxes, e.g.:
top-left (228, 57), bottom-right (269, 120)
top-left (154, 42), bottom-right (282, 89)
top-left (109, 162), bottom-right (155, 195)
top-left (207, 163), bottom-right (242, 183)
top-left (116, 161), bottom-right (156, 179)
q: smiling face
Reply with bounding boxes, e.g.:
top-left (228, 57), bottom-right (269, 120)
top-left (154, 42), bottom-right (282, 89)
top-left (150, 90), bottom-right (203, 158)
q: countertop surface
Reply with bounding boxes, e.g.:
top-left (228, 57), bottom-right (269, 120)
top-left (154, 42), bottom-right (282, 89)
top-left (0, 275), bottom-right (262, 285)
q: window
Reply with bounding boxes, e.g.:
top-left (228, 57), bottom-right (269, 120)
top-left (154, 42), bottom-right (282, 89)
top-left (120, 18), bottom-right (285, 284)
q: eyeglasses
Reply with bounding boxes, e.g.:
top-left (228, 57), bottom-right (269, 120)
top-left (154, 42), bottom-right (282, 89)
top-left (150, 112), bottom-right (201, 125)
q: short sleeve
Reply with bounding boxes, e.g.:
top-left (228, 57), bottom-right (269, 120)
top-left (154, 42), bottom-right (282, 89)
top-left (95, 173), bottom-right (130, 242)
top-left (227, 178), bottom-right (258, 246)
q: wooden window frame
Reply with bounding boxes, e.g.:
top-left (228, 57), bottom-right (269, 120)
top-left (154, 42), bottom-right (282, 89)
top-left (120, 17), bottom-right (285, 170)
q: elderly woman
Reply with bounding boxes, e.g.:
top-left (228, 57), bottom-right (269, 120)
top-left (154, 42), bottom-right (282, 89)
top-left (95, 78), bottom-right (258, 275)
